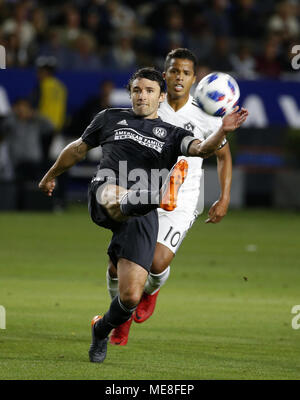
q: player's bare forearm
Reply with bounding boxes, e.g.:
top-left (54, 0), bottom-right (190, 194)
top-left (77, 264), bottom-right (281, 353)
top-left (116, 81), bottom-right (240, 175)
top-left (187, 128), bottom-right (227, 158)
top-left (39, 139), bottom-right (91, 195)
top-left (205, 144), bottom-right (232, 224)
top-left (188, 107), bottom-right (248, 158)
top-left (216, 143), bottom-right (232, 202)
top-left (44, 139), bottom-right (89, 178)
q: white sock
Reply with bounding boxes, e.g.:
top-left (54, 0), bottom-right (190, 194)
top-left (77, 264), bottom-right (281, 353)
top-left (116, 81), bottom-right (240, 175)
top-left (106, 269), bottom-right (119, 300)
top-left (144, 266), bottom-right (170, 295)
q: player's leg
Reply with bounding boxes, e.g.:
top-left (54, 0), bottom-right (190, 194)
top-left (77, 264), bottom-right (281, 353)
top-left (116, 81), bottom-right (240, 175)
top-left (108, 242), bottom-right (174, 332)
top-left (97, 182), bottom-right (162, 222)
top-left (106, 243), bottom-right (173, 329)
top-left (108, 250), bottom-right (173, 343)
top-left (133, 242), bottom-right (173, 323)
top-left (97, 183), bottom-right (129, 222)
top-left (107, 245), bottom-right (174, 340)
top-left (110, 211), bottom-right (190, 330)
top-left (121, 159), bottom-right (188, 215)
top-left (134, 210), bottom-right (195, 323)
top-left (97, 159), bottom-right (188, 222)
top-left (90, 210), bottom-right (157, 357)
top-left (89, 258), bottom-right (148, 362)
top-left (108, 244), bottom-right (174, 321)
top-left (107, 258), bottom-right (134, 346)
top-left (117, 258), bottom-right (148, 308)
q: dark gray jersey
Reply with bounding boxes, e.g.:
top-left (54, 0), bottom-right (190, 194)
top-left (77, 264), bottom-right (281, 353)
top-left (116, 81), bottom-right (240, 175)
top-left (82, 108), bottom-right (194, 190)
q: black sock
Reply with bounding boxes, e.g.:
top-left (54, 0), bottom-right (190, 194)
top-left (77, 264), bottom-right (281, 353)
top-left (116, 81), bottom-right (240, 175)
top-left (120, 190), bottom-right (160, 216)
top-left (94, 296), bottom-right (136, 339)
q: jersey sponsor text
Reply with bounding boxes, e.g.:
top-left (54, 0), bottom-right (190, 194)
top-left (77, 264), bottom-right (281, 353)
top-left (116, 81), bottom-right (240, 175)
top-left (114, 128), bottom-right (164, 153)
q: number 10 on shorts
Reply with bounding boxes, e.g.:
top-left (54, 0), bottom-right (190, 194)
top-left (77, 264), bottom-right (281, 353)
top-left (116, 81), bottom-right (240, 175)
top-left (164, 226), bottom-right (181, 248)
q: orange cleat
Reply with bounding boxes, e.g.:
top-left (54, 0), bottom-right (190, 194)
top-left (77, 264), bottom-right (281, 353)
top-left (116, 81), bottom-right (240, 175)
top-left (91, 315), bottom-right (103, 327)
top-left (160, 159), bottom-right (188, 211)
top-left (109, 316), bottom-right (133, 346)
top-left (133, 290), bottom-right (160, 324)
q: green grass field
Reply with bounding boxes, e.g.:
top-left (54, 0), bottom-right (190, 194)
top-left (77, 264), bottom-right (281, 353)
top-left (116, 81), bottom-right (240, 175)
top-left (0, 206), bottom-right (300, 380)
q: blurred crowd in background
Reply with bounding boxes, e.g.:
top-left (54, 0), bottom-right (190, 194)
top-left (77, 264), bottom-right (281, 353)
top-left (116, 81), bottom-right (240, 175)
top-left (0, 0), bottom-right (300, 211)
top-left (0, 0), bottom-right (299, 78)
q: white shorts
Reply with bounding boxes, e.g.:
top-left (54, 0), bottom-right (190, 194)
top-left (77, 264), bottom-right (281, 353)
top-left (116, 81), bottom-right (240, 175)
top-left (157, 208), bottom-right (198, 254)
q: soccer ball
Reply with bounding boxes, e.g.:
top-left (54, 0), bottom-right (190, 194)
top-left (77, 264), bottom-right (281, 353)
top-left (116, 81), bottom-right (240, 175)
top-left (194, 72), bottom-right (240, 117)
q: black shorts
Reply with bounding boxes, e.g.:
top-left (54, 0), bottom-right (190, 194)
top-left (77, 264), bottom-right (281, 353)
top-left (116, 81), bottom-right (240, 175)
top-left (88, 181), bottom-right (158, 272)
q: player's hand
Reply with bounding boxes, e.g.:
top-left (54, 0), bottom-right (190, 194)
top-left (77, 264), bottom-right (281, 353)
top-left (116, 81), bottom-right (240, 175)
top-left (38, 178), bottom-right (56, 196)
top-left (222, 107), bottom-right (248, 133)
top-left (205, 199), bottom-right (229, 224)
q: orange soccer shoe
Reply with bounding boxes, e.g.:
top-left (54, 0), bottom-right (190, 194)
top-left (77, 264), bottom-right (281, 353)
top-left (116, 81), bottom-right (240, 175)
top-left (160, 159), bottom-right (188, 211)
top-left (109, 316), bottom-right (133, 346)
top-left (133, 290), bottom-right (160, 324)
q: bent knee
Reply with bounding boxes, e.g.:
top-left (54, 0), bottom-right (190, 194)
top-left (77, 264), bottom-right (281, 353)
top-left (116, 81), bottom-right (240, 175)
top-left (120, 290), bottom-right (142, 309)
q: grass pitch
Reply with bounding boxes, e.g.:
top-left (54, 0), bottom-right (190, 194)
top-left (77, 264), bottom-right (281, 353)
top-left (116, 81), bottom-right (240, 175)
top-left (0, 206), bottom-right (300, 380)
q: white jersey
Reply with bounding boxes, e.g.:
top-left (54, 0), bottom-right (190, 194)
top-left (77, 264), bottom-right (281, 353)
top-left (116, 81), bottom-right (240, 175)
top-left (158, 95), bottom-right (223, 216)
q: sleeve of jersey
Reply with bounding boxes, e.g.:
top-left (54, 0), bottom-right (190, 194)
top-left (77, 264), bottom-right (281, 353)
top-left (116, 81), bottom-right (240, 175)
top-left (176, 128), bottom-right (197, 156)
top-left (81, 109), bottom-right (107, 148)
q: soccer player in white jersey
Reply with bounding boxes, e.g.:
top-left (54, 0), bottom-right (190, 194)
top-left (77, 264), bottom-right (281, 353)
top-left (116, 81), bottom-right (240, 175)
top-left (108, 48), bottom-right (233, 345)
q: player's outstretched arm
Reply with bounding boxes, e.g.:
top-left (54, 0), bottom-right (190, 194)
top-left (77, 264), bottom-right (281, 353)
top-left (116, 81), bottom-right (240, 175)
top-left (39, 138), bottom-right (91, 196)
top-left (187, 107), bottom-right (248, 158)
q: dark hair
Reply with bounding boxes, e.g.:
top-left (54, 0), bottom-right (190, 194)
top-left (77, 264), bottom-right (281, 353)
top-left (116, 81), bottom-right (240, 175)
top-left (35, 56), bottom-right (57, 74)
top-left (127, 67), bottom-right (166, 93)
top-left (164, 48), bottom-right (197, 74)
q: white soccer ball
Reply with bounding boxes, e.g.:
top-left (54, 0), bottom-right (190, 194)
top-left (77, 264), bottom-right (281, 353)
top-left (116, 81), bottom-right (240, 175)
top-left (194, 72), bottom-right (240, 117)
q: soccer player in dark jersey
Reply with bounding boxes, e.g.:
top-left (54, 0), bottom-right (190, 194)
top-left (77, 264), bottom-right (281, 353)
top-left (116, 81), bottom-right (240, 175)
top-left (39, 67), bottom-right (248, 363)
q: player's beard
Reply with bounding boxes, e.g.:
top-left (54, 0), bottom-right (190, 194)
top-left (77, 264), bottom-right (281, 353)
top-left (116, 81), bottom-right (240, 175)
top-left (134, 103), bottom-right (157, 118)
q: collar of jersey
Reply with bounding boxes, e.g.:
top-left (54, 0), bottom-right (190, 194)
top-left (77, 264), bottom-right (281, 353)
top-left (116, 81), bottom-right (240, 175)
top-left (164, 94), bottom-right (193, 114)
top-left (130, 109), bottom-right (162, 122)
